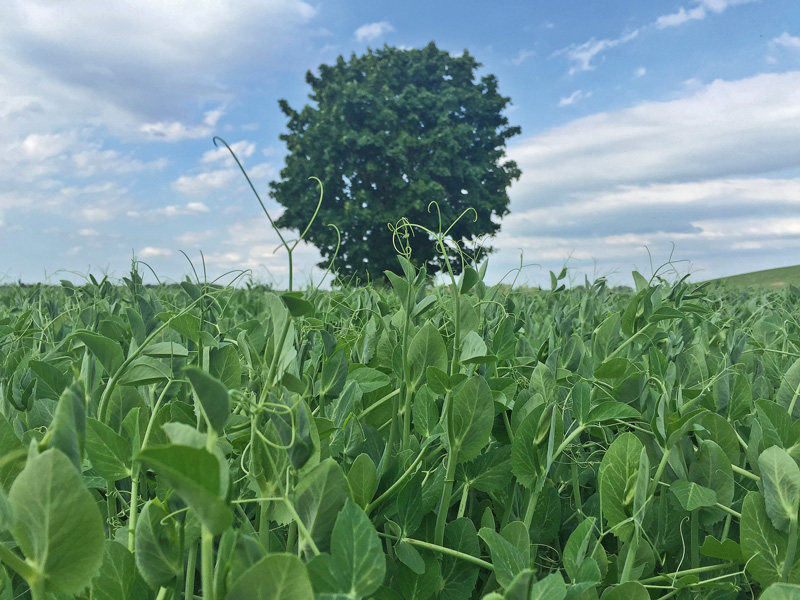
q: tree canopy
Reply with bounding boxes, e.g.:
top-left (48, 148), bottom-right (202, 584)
top-left (270, 42), bottom-right (521, 281)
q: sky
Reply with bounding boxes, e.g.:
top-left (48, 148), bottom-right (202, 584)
top-left (1, 0), bottom-right (799, 288)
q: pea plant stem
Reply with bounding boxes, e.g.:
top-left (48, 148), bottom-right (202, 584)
top-left (201, 527), bottom-right (215, 600)
top-left (377, 532), bottom-right (494, 572)
top-left (434, 443), bottom-right (459, 546)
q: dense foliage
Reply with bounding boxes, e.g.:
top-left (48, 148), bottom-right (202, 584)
top-left (1, 266), bottom-right (800, 599)
top-left (270, 42), bottom-right (521, 280)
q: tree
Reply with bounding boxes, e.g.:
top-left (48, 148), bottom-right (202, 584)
top-left (270, 42), bottom-right (521, 281)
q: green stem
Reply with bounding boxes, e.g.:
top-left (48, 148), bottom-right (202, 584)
top-left (691, 509), bottom-right (699, 570)
top-left (434, 446), bottom-right (459, 546)
top-left (128, 472), bottom-right (140, 552)
top-left (201, 527), bottom-right (215, 600)
top-left (377, 533), bottom-right (493, 572)
top-left (457, 482), bottom-right (470, 519)
top-left (620, 528), bottom-right (640, 583)
top-left (282, 498), bottom-right (320, 556)
top-left (638, 562), bottom-right (736, 585)
top-left (782, 518), bottom-right (799, 582)
top-left (649, 447), bottom-right (672, 497)
top-left (366, 443), bottom-right (430, 514)
top-left (731, 463), bottom-right (759, 481)
top-left (523, 486), bottom-right (541, 529)
top-left (29, 577), bottom-right (46, 600)
top-left (185, 541), bottom-right (198, 600)
top-left (0, 543), bottom-right (36, 581)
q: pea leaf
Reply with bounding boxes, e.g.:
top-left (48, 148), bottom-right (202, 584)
top-left (137, 444), bottom-right (232, 535)
top-left (670, 480), bottom-right (718, 512)
top-left (294, 459), bottom-right (350, 554)
top-left (184, 366), bottom-right (230, 434)
top-left (135, 500), bottom-right (181, 589)
top-left (86, 417), bottom-right (132, 481)
top-left (599, 432), bottom-right (643, 542)
top-left (759, 445), bottom-right (800, 533)
top-left (9, 449), bottom-right (105, 594)
top-left (227, 553), bottom-right (314, 600)
top-left (446, 376), bottom-right (494, 464)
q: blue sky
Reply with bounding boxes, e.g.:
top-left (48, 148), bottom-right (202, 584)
top-left (1, 0), bottom-right (798, 287)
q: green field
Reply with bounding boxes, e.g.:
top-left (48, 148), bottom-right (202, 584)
top-left (706, 264), bottom-right (800, 288)
top-left (1, 264), bottom-right (799, 599)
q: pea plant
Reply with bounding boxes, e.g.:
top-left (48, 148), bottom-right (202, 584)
top-left (2, 184), bottom-right (800, 598)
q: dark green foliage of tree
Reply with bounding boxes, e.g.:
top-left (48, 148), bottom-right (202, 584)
top-left (270, 42), bottom-right (521, 281)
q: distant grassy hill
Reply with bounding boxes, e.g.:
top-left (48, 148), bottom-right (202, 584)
top-left (706, 264), bottom-right (800, 288)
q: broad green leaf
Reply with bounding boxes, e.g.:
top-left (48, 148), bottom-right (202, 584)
top-left (777, 358), bottom-right (800, 419)
top-left (670, 480), bottom-right (717, 512)
top-left (700, 536), bottom-right (743, 562)
top-left (348, 366), bottom-right (390, 393)
top-left (459, 266), bottom-right (479, 294)
top-left (460, 330), bottom-right (495, 365)
top-left (396, 472), bottom-right (424, 536)
top-left (281, 292), bottom-right (314, 317)
top-left (43, 382), bottom-right (85, 471)
top-left (327, 500), bottom-right (385, 597)
top-left (572, 380), bottom-right (591, 425)
top-left (446, 376), bottom-right (494, 464)
top-left (690, 439), bottom-right (733, 526)
top-left (135, 500), bottom-right (181, 589)
top-left (408, 322), bottom-right (447, 390)
top-left (600, 581), bottom-right (649, 600)
top-left (563, 517), bottom-right (596, 582)
top-left (741, 491), bottom-right (800, 587)
top-left (210, 344), bottom-right (242, 390)
top-left (143, 341), bottom-right (189, 358)
top-left (91, 541), bottom-right (150, 600)
top-left (478, 527), bottom-right (527, 589)
top-left (294, 459), bottom-right (350, 554)
top-left (441, 518), bottom-right (480, 600)
top-left (511, 405), bottom-right (547, 490)
top-left (321, 350), bottom-right (349, 399)
top-left (759, 445), bottom-right (800, 533)
top-left (117, 356), bottom-right (172, 386)
top-left (74, 330), bottom-right (124, 376)
top-left (0, 412), bottom-right (25, 491)
top-left (395, 539), bottom-right (425, 574)
top-left (85, 417), bottom-right (132, 481)
top-left (586, 402), bottom-right (640, 425)
top-left (528, 572), bottom-right (566, 600)
top-left (185, 366), bottom-right (230, 434)
top-left (9, 449), bottom-right (104, 594)
top-left (137, 444), bottom-right (232, 535)
top-left (397, 552), bottom-right (441, 600)
top-left (461, 445), bottom-right (512, 493)
top-left (599, 432), bottom-right (643, 542)
top-left (160, 311), bottom-right (200, 344)
top-left (348, 453), bottom-right (377, 509)
top-left (227, 553), bottom-right (314, 600)
top-left (761, 583), bottom-right (800, 600)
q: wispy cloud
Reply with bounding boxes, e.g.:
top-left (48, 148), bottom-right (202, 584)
top-left (141, 108), bottom-right (225, 142)
top-left (634, 67), bottom-right (647, 78)
top-left (554, 30), bottom-right (639, 75)
top-left (511, 50), bottom-right (535, 66)
top-left (127, 202), bottom-right (210, 219)
top-left (138, 247), bottom-right (173, 258)
top-left (772, 32), bottom-right (800, 49)
top-left (558, 90), bottom-right (591, 107)
top-left (656, 0), bottom-right (753, 29)
top-left (354, 21), bottom-right (394, 43)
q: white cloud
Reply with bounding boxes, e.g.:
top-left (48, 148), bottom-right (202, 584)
top-left (127, 202), bottom-right (210, 219)
top-left (558, 90), bottom-right (591, 107)
top-left (511, 50), bottom-right (535, 66)
top-left (71, 148), bottom-right (167, 177)
top-left (175, 230), bottom-right (216, 246)
top-left (139, 247), bottom-right (173, 258)
top-left (172, 169), bottom-right (238, 196)
top-left (634, 67), bottom-right (647, 77)
top-left (354, 21), bottom-right (394, 43)
top-left (773, 32), bottom-right (800, 49)
top-left (554, 30), bottom-right (639, 74)
top-left (201, 140), bottom-right (256, 164)
top-left (508, 71), bottom-right (800, 201)
top-left (141, 107), bottom-right (225, 141)
top-left (656, 0), bottom-right (753, 29)
top-left (656, 6), bottom-right (706, 28)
